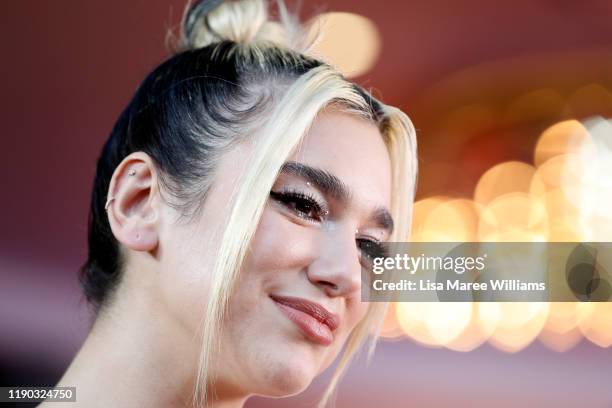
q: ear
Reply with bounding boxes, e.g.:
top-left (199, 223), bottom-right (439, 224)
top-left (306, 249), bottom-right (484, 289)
top-left (105, 152), bottom-right (160, 252)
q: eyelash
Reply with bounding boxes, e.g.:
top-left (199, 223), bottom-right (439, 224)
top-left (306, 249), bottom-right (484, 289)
top-left (356, 238), bottom-right (386, 263)
top-left (269, 189), bottom-right (329, 223)
top-left (270, 189), bottom-right (386, 261)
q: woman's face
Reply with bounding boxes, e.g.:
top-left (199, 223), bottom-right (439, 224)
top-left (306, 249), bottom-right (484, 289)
top-left (156, 110), bottom-right (393, 398)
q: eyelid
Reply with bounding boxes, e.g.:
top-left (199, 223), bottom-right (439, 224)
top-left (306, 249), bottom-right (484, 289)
top-left (356, 237), bottom-right (387, 264)
top-left (275, 187), bottom-right (329, 214)
top-left (357, 229), bottom-right (387, 245)
top-left (273, 174), bottom-right (329, 206)
top-left (269, 188), bottom-right (330, 223)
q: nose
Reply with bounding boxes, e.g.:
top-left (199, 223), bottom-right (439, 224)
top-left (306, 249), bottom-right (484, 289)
top-left (306, 225), bottom-right (362, 298)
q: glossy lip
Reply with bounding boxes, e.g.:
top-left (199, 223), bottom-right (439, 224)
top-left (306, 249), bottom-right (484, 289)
top-left (270, 294), bottom-right (340, 346)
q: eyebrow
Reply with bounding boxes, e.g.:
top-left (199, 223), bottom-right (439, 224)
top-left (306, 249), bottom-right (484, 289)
top-left (280, 161), bottom-right (395, 235)
top-left (371, 206), bottom-right (395, 235)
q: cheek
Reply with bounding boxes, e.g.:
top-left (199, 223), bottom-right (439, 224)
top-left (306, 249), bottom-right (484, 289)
top-left (244, 207), bottom-right (319, 282)
top-left (156, 224), bottom-right (218, 335)
top-left (216, 207), bottom-right (325, 389)
top-left (223, 206), bottom-right (318, 353)
top-left (155, 199), bottom-right (231, 337)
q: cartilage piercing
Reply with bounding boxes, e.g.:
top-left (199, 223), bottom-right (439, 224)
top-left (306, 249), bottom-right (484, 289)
top-left (105, 197), bottom-right (115, 211)
top-left (105, 169), bottom-right (135, 211)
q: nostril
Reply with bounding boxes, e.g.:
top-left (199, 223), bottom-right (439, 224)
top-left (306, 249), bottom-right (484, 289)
top-left (320, 281), bottom-right (339, 291)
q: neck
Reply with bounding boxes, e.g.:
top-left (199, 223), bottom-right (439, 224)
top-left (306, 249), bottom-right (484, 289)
top-left (55, 269), bottom-right (249, 408)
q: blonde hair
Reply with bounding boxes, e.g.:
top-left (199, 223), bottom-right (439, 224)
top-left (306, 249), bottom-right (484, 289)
top-left (175, 1), bottom-right (418, 406)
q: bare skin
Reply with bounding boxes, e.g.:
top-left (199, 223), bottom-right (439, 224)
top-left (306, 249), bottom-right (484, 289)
top-left (48, 111), bottom-right (393, 407)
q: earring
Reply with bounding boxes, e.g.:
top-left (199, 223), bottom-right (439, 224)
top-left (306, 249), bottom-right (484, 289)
top-left (105, 169), bottom-right (135, 211)
top-left (105, 197), bottom-right (115, 211)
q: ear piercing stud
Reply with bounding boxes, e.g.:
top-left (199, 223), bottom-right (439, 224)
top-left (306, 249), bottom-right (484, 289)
top-left (128, 169), bottom-right (136, 176)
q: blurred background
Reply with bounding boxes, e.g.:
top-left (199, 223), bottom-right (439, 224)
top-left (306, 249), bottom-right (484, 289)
top-left (2, 0), bottom-right (612, 407)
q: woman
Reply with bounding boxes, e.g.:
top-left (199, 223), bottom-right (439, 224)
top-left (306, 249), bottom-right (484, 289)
top-left (49, 0), bottom-right (417, 406)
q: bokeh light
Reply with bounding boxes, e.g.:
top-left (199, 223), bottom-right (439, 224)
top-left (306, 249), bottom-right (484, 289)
top-left (308, 12), bottom-right (381, 78)
top-left (390, 115), bottom-right (612, 352)
top-left (421, 199), bottom-right (481, 241)
top-left (577, 303), bottom-right (612, 347)
top-left (487, 302), bottom-right (549, 353)
top-left (478, 193), bottom-right (548, 242)
top-left (533, 120), bottom-right (592, 166)
top-left (474, 161), bottom-right (536, 205)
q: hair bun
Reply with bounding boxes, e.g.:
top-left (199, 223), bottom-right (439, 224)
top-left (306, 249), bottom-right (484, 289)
top-left (181, 0), bottom-right (302, 51)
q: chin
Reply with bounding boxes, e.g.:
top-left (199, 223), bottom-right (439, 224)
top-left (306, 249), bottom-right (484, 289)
top-left (256, 352), bottom-right (318, 397)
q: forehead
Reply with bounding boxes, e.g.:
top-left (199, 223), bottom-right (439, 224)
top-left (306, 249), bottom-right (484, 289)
top-left (292, 110), bottom-right (392, 210)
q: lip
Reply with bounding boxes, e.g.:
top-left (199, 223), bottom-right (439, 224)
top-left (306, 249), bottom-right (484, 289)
top-left (270, 295), bottom-right (340, 346)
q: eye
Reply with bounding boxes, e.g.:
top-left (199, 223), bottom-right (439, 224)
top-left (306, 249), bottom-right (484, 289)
top-left (356, 238), bottom-right (386, 263)
top-left (270, 190), bottom-right (329, 222)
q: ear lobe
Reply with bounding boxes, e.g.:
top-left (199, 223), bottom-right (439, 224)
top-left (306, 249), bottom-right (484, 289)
top-left (106, 152), bottom-right (160, 252)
